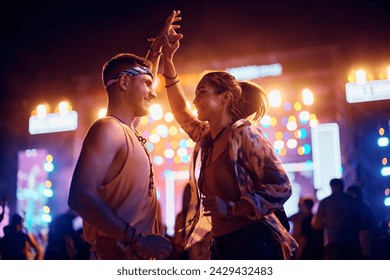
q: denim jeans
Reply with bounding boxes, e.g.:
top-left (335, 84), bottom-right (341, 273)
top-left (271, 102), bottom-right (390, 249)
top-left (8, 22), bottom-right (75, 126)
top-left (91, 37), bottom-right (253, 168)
top-left (210, 221), bottom-right (284, 260)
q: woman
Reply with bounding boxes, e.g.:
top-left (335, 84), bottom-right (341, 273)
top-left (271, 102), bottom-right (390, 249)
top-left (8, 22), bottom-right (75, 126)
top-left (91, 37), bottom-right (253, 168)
top-left (159, 11), bottom-right (297, 260)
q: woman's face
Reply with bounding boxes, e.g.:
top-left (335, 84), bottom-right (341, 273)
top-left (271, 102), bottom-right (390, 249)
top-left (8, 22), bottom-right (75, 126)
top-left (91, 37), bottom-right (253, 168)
top-left (193, 80), bottom-right (225, 121)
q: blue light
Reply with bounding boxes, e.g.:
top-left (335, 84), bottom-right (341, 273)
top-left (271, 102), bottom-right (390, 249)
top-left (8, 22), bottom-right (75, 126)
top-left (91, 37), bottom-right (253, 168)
top-left (378, 137), bottom-right (389, 147)
top-left (179, 139), bottom-right (187, 148)
top-left (146, 142), bottom-right (154, 152)
top-left (303, 144), bottom-right (311, 155)
top-left (385, 197), bottom-right (390, 207)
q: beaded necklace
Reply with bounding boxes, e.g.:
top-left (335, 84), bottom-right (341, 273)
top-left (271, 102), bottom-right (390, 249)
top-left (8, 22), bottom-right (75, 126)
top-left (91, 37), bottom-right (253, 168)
top-left (111, 116), bottom-right (154, 196)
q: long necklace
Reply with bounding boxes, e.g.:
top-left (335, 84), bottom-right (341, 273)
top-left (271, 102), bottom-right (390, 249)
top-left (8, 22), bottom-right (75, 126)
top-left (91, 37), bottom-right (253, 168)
top-left (198, 122), bottom-right (233, 194)
top-left (128, 126), bottom-right (155, 196)
top-left (110, 116), bottom-right (154, 196)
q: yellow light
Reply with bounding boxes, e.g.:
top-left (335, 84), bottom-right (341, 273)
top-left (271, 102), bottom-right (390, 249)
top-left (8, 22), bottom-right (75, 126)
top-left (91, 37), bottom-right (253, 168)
top-left (294, 102), bottom-right (302, 111)
top-left (43, 206), bottom-right (51, 214)
top-left (168, 126), bottom-right (178, 136)
top-left (271, 117), bottom-right (278, 126)
top-left (171, 140), bottom-right (179, 149)
top-left (379, 128), bottom-right (385, 136)
top-left (297, 146), bottom-right (305, 155)
top-left (280, 148), bottom-right (287, 156)
top-left (385, 188), bottom-right (390, 196)
top-left (347, 74), bottom-right (355, 83)
top-left (288, 116), bottom-right (297, 122)
top-left (46, 154), bottom-right (53, 163)
top-left (310, 114), bottom-right (317, 120)
top-left (383, 158), bottom-right (388, 165)
top-left (140, 116), bottom-right (148, 125)
top-left (174, 155), bottom-right (182, 164)
top-left (275, 131), bottom-right (283, 140)
top-left (367, 74), bottom-right (374, 81)
top-left (45, 180), bottom-right (52, 188)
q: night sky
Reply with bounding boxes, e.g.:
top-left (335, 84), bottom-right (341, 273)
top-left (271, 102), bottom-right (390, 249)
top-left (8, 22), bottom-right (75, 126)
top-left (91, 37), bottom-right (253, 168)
top-left (1, 0), bottom-right (389, 102)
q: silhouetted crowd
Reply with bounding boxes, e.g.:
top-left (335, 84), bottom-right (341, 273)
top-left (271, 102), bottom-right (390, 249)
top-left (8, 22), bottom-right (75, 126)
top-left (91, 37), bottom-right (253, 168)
top-left (1, 178), bottom-right (389, 260)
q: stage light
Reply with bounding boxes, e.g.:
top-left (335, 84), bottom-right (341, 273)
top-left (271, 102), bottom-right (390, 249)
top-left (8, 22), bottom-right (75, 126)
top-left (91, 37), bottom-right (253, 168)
top-left (44, 162), bottom-right (54, 172)
top-left (302, 89), bottom-right (314, 105)
top-left (41, 214), bottom-right (52, 223)
top-left (384, 197), bottom-right (390, 207)
top-left (58, 101), bottom-right (71, 117)
top-left (156, 124), bottom-right (169, 138)
top-left (164, 149), bottom-right (175, 158)
top-left (177, 148), bottom-right (188, 157)
top-left (381, 166), bottom-right (390, 176)
top-left (149, 133), bottom-right (160, 143)
top-left (153, 155), bottom-right (164, 166)
top-left (356, 69), bottom-right (367, 85)
top-left (37, 104), bottom-right (47, 120)
top-left (260, 115), bottom-right (271, 128)
top-left (268, 90), bottom-right (282, 107)
top-left (299, 111), bottom-right (310, 124)
top-left (150, 104), bottom-right (163, 120)
top-left (378, 137), bottom-right (389, 147)
top-left (164, 112), bottom-right (174, 122)
top-left (43, 188), bottom-right (54, 197)
top-left (98, 108), bottom-right (107, 118)
top-left (294, 102), bottom-right (302, 111)
top-left (168, 126), bottom-right (178, 136)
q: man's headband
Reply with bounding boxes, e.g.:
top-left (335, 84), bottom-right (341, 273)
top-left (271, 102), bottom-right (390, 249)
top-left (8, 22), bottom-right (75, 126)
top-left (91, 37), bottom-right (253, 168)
top-left (105, 66), bottom-right (153, 88)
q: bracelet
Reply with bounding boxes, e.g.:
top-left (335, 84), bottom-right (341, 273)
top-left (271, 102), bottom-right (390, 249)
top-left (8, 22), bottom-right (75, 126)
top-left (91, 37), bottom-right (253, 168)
top-left (165, 79), bottom-right (180, 88)
top-left (163, 73), bottom-right (178, 80)
top-left (226, 201), bottom-right (235, 222)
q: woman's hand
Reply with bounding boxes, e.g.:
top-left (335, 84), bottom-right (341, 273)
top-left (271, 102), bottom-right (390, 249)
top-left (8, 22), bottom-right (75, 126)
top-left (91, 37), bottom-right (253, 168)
top-left (146, 10), bottom-right (182, 59)
top-left (202, 196), bottom-right (228, 218)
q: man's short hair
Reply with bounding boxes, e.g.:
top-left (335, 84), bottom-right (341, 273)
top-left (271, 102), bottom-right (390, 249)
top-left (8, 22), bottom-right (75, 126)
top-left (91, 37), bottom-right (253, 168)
top-left (330, 178), bottom-right (344, 191)
top-left (102, 53), bottom-right (152, 87)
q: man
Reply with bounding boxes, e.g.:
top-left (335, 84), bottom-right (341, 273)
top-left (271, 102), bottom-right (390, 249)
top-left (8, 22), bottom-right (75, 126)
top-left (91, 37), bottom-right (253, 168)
top-left (0, 214), bottom-right (43, 260)
top-left (312, 178), bottom-right (363, 259)
top-left (68, 11), bottom-right (181, 259)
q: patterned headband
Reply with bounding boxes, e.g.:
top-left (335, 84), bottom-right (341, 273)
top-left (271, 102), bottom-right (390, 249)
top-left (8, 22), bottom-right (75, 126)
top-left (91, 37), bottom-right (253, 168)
top-left (105, 66), bottom-right (153, 88)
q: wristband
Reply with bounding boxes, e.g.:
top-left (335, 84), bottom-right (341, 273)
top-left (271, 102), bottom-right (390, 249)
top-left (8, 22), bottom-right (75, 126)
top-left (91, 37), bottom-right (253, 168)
top-left (165, 79), bottom-right (180, 88)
